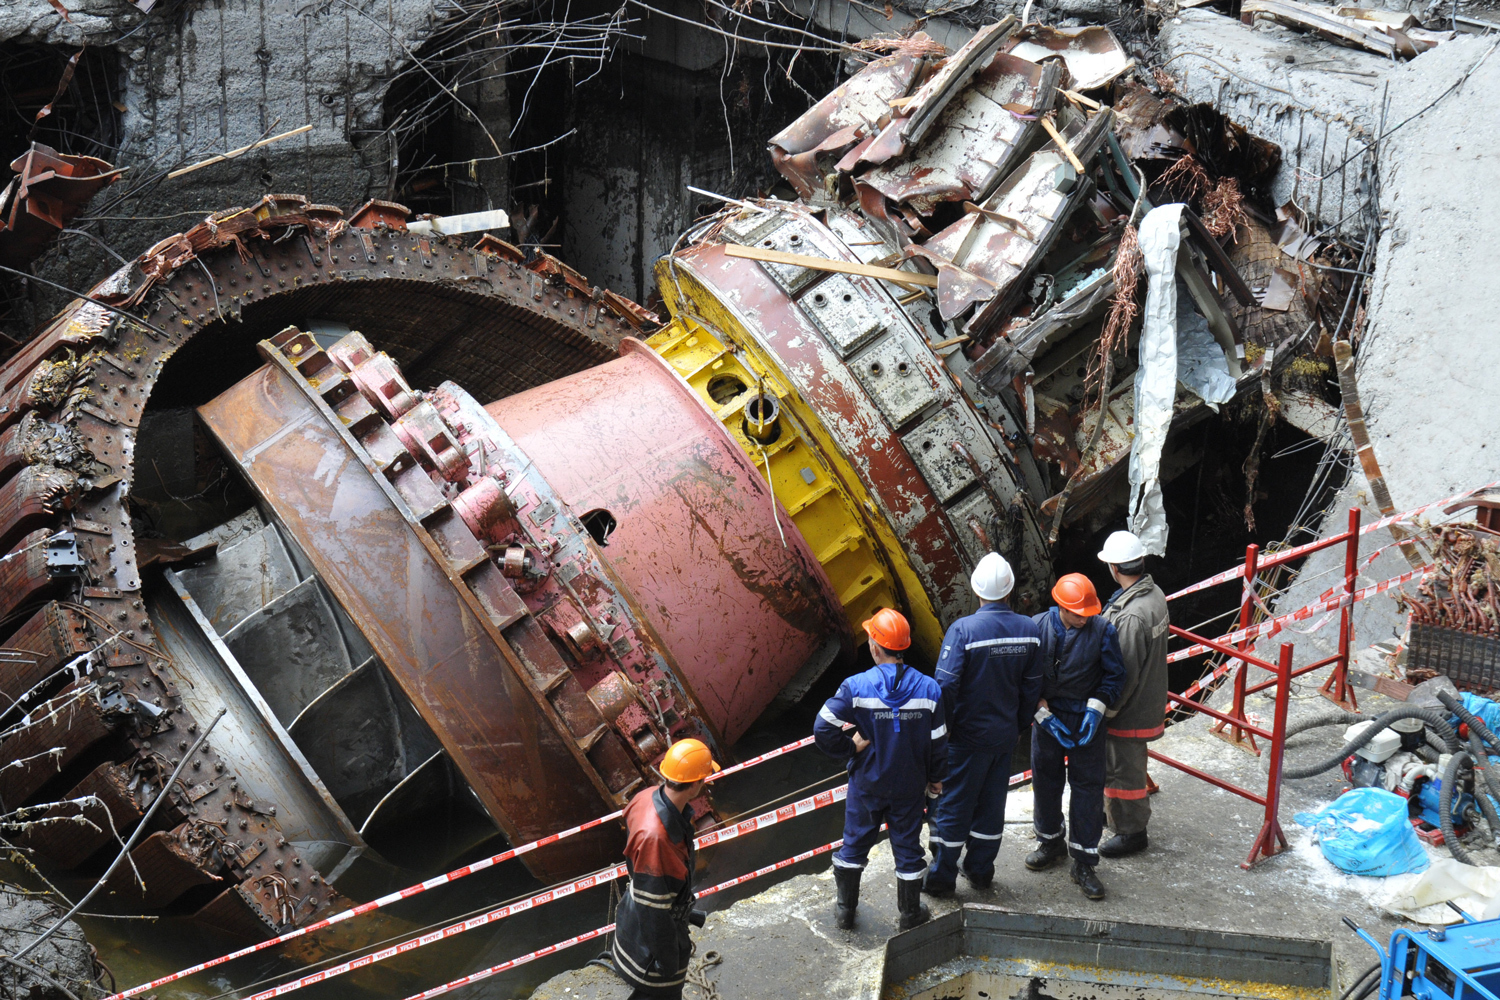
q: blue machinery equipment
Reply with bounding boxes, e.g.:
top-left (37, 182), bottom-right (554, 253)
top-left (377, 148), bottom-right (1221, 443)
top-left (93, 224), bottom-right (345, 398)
top-left (1345, 907), bottom-right (1500, 1000)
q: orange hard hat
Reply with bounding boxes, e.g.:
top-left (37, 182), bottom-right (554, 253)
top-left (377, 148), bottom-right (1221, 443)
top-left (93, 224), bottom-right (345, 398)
top-left (1052, 572), bottom-right (1102, 616)
top-left (659, 738), bottom-right (720, 783)
top-left (863, 608), bottom-right (912, 651)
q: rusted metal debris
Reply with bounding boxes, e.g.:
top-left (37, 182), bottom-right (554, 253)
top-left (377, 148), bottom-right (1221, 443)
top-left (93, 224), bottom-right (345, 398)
top-left (0, 144), bottom-right (119, 270)
top-left (0, 193), bottom-right (655, 936)
top-left (1241, 0), bottom-right (1456, 57)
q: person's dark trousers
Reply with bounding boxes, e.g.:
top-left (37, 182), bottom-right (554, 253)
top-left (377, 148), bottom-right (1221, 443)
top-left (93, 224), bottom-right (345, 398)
top-left (628, 988), bottom-right (683, 1000)
top-left (927, 745), bottom-right (1011, 884)
top-left (835, 786), bottom-right (930, 879)
top-left (1031, 708), bottom-right (1106, 864)
top-left (1104, 737), bottom-right (1152, 835)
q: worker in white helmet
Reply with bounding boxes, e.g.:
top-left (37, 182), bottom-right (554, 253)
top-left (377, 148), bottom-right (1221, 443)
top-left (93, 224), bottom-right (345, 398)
top-left (1095, 530), bottom-right (1170, 857)
top-left (923, 552), bottom-right (1044, 896)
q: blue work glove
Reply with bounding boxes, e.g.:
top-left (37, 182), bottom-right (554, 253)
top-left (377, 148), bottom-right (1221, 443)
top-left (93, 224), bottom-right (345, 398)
top-left (1035, 706), bottom-right (1075, 748)
top-left (1076, 699), bottom-right (1107, 745)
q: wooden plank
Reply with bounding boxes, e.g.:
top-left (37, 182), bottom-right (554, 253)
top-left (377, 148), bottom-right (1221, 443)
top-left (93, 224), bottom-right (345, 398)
top-left (723, 243), bottom-right (939, 288)
top-left (1039, 115), bottom-right (1087, 174)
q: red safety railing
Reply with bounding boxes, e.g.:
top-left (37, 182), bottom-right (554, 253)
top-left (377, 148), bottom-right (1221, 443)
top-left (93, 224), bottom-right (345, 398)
top-left (1152, 505), bottom-right (1372, 867)
top-left (1204, 507), bottom-right (1364, 751)
top-left (1148, 631), bottom-right (1293, 868)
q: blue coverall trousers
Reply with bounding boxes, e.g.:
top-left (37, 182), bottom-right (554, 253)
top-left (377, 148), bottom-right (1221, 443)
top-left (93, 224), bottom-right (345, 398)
top-left (1031, 706), bottom-right (1106, 865)
top-left (834, 786), bottom-right (929, 879)
top-left (927, 744), bottom-right (1011, 886)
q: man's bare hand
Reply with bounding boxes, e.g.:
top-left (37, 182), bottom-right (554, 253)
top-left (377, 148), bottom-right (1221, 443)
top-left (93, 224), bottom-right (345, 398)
top-left (851, 733), bottom-right (870, 753)
top-left (927, 782), bottom-right (943, 797)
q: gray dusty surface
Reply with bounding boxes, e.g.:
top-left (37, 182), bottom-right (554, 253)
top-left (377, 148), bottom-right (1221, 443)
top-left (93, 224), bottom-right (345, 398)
top-left (533, 661), bottom-right (1499, 1000)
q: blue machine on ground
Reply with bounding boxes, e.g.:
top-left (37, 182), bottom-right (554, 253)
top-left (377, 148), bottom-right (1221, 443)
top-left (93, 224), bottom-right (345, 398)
top-left (1345, 907), bottom-right (1500, 1000)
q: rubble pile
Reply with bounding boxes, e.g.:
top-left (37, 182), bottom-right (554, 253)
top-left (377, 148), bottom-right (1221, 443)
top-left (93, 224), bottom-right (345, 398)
top-left (694, 16), bottom-right (1361, 551)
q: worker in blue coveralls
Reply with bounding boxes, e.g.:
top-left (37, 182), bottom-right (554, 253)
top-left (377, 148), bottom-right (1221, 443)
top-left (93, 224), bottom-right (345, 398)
top-left (924, 552), bottom-right (1044, 896)
top-left (1024, 572), bottom-right (1126, 900)
top-left (814, 607), bottom-right (947, 932)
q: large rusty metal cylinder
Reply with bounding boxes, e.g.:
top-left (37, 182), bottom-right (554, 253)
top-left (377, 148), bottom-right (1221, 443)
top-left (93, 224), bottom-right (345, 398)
top-left (485, 342), bottom-right (849, 743)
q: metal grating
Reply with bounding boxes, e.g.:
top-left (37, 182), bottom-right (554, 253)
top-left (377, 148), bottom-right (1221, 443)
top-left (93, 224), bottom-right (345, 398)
top-left (1408, 623), bottom-right (1500, 693)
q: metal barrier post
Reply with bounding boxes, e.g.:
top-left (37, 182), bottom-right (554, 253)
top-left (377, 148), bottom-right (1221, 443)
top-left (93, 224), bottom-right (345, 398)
top-left (1321, 506), bottom-right (1362, 710)
top-left (1243, 642), bottom-right (1292, 868)
top-left (1212, 543), bottom-right (1260, 753)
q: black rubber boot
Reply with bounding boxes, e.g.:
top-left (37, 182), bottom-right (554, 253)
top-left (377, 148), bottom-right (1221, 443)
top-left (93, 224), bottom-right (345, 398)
top-left (1071, 861), bottom-right (1106, 900)
top-left (1025, 838), bottom-right (1068, 871)
top-left (897, 878), bottom-right (931, 931)
top-left (962, 868), bottom-right (993, 890)
top-left (1098, 831), bottom-right (1148, 858)
top-left (833, 866), bottom-right (861, 930)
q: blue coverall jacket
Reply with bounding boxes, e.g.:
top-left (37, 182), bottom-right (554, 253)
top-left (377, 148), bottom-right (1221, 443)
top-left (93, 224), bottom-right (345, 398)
top-left (933, 602), bottom-right (1044, 751)
top-left (815, 660), bottom-right (947, 877)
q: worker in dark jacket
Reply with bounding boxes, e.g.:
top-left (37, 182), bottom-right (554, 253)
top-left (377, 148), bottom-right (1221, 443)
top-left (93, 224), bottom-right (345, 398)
top-left (610, 738), bottom-right (717, 998)
top-left (1096, 530), bottom-right (1170, 858)
top-left (924, 552), bottom-right (1044, 896)
top-left (1025, 573), bottom-right (1126, 899)
top-left (815, 608), bottom-right (947, 932)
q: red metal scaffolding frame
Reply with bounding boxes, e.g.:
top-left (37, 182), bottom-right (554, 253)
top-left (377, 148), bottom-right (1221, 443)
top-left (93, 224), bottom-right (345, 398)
top-left (1149, 631), bottom-right (1293, 868)
top-left (1195, 507), bottom-right (1363, 753)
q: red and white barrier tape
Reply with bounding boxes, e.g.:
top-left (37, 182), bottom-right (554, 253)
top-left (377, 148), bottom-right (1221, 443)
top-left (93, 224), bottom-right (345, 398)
top-left (106, 733), bottom-right (823, 1000)
top-left (402, 835), bottom-right (852, 1000)
top-left (401, 923), bottom-right (615, 1000)
top-left (246, 867), bottom-right (629, 1000)
top-left (1167, 564), bottom-right (1431, 665)
top-left (1164, 480), bottom-right (1498, 602)
top-left (221, 783), bottom-right (852, 1000)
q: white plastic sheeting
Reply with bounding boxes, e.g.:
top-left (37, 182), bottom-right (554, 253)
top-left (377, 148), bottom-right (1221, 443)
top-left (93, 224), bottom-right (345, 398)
top-left (1127, 204), bottom-right (1238, 556)
top-left (1127, 204), bottom-right (1185, 557)
top-left (1176, 284), bottom-right (1238, 410)
top-left (1380, 858), bottom-right (1500, 923)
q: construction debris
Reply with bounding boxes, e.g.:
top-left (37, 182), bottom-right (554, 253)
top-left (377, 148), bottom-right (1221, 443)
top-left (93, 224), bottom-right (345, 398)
top-left (0, 144), bottom-right (118, 270)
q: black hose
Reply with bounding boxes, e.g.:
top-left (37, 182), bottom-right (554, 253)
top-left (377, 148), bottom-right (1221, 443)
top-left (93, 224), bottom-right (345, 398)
top-left (1438, 690), bottom-right (1500, 756)
top-left (1284, 706), bottom-right (1460, 780)
top-left (1414, 744), bottom-right (1441, 764)
top-left (1339, 962), bottom-right (1382, 1000)
top-left (1439, 750), bottom-right (1476, 866)
top-left (1261, 708), bottom-right (1366, 774)
top-left (1470, 730), bottom-right (1500, 846)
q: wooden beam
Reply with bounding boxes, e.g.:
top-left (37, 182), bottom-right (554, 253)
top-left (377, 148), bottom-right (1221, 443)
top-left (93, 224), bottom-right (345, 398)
top-left (167, 124), bottom-right (315, 180)
top-left (1039, 115), bottom-right (1087, 174)
top-left (722, 243), bottom-right (938, 288)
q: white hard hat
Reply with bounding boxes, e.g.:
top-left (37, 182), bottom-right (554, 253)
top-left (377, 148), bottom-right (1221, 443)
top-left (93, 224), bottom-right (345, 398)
top-left (1097, 530), bottom-right (1146, 565)
top-left (971, 552), bottom-right (1015, 601)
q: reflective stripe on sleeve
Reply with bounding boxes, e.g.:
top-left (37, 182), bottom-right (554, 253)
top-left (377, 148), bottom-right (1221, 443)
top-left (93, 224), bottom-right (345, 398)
top-left (965, 637), bottom-right (1041, 650)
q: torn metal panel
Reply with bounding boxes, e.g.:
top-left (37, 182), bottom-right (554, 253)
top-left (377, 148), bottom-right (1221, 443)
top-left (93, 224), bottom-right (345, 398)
top-left (768, 46), bottom-right (930, 199)
top-left (970, 268), bottom-right (1114, 392)
top-left (895, 19), bottom-right (1017, 152)
top-left (1005, 25), bottom-right (1134, 91)
top-left (0, 143), bottom-right (117, 269)
top-left (910, 109), bottom-right (1114, 332)
top-left (860, 54), bottom-right (1061, 215)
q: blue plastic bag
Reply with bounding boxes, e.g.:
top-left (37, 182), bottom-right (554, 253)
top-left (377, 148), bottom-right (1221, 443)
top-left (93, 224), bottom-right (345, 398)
top-left (1457, 692), bottom-right (1500, 737)
top-left (1294, 787), bottom-right (1429, 877)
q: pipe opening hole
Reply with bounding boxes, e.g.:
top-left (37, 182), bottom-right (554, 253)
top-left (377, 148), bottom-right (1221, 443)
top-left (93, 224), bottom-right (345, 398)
top-left (707, 374), bottom-right (747, 404)
top-left (813, 292), bottom-right (827, 306)
top-left (842, 292), bottom-right (852, 302)
top-left (869, 361), bottom-right (883, 376)
top-left (896, 361), bottom-right (910, 375)
top-left (581, 509), bottom-right (617, 547)
top-left (743, 393), bottom-right (782, 444)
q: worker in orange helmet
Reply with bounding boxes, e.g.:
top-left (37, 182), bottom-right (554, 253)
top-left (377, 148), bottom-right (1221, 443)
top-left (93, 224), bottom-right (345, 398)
top-left (1025, 573), bottom-right (1126, 900)
top-left (815, 608), bottom-right (947, 931)
top-left (607, 738), bottom-right (718, 998)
